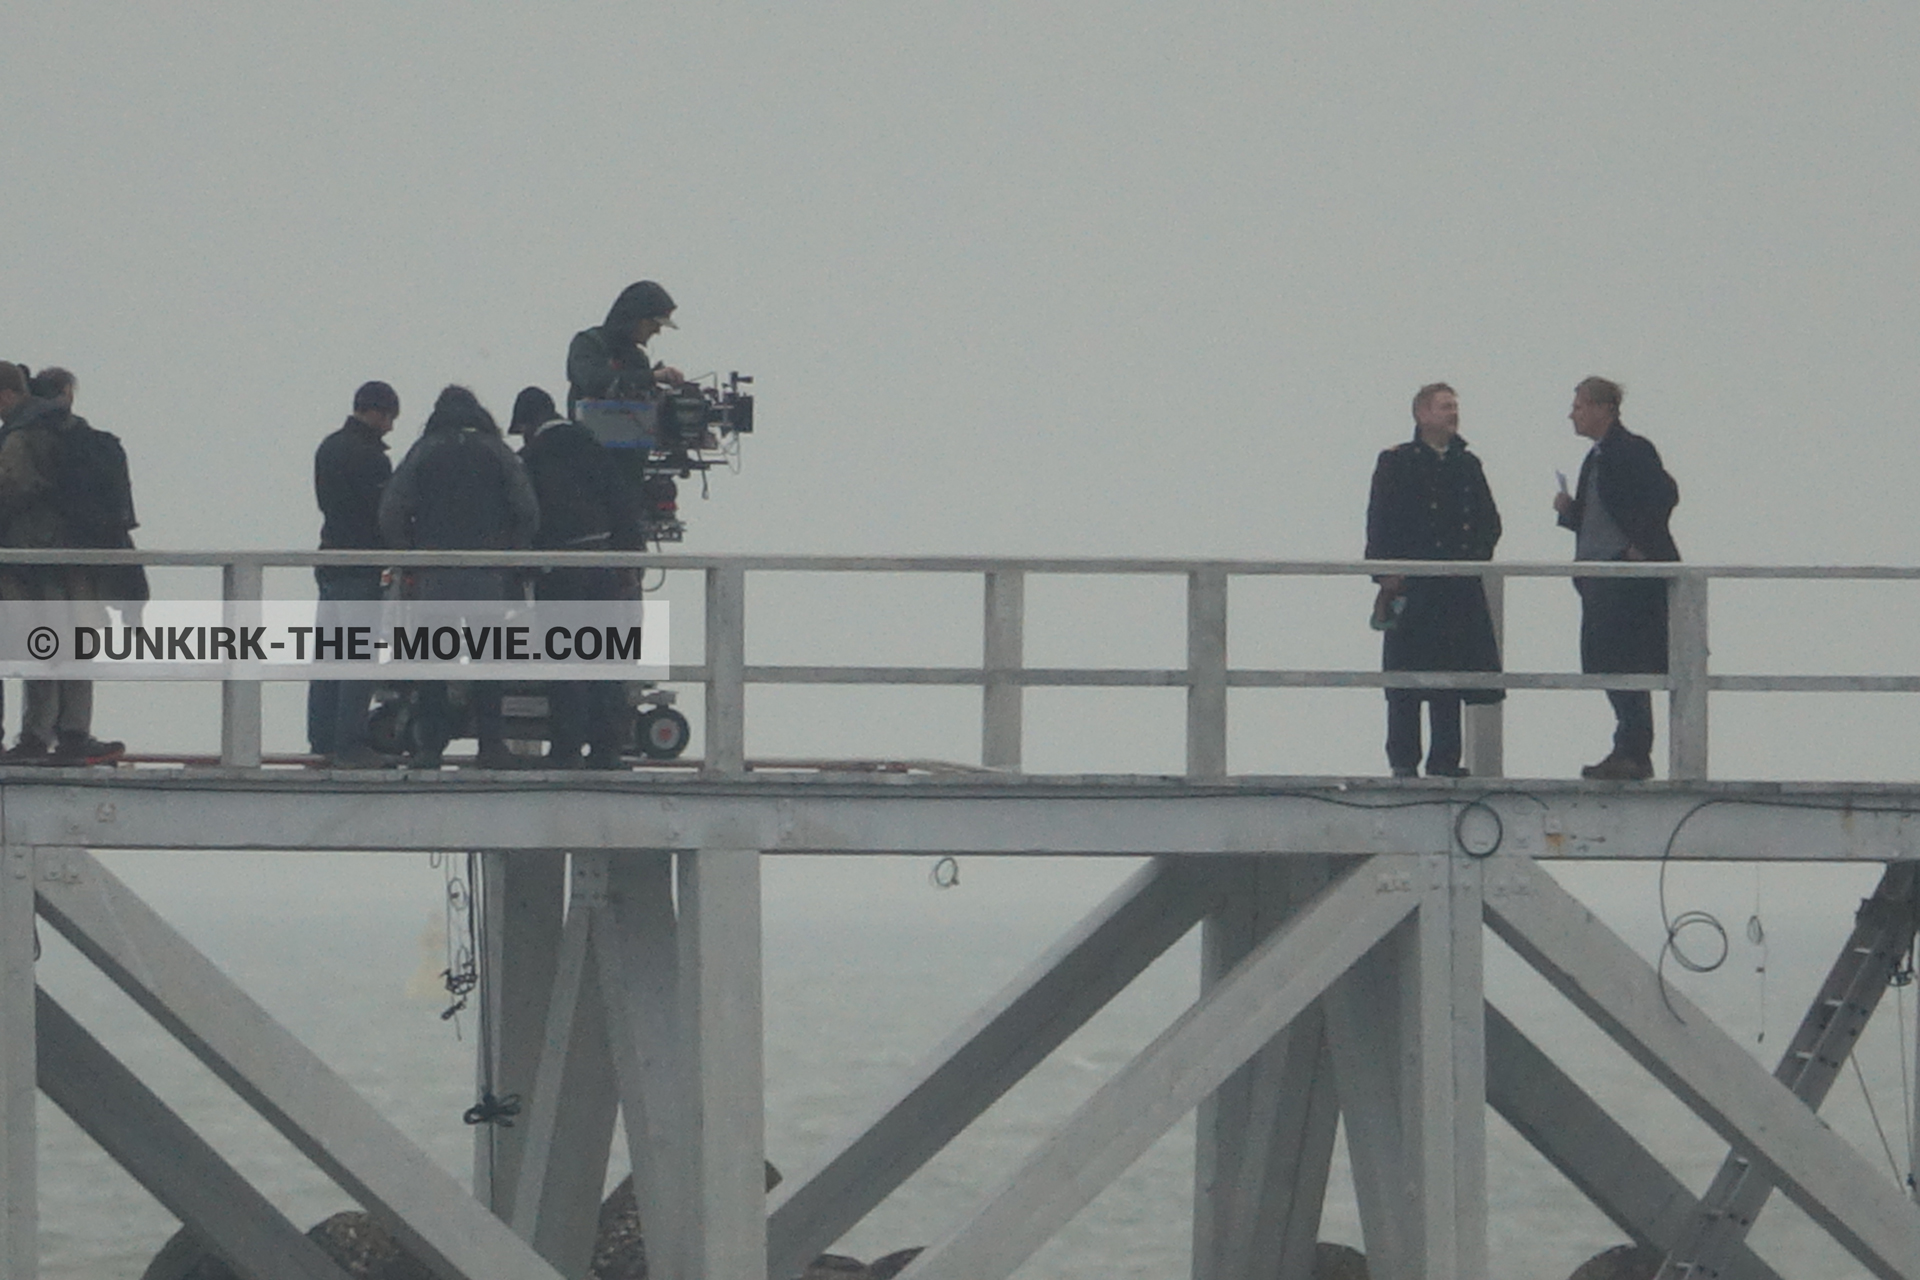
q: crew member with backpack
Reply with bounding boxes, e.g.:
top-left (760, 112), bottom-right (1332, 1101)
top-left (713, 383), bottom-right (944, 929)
top-left (378, 385), bottom-right (538, 768)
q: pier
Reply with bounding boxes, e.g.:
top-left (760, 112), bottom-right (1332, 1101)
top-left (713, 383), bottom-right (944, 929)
top-left (5, 551), bottom-right (1920, 1280)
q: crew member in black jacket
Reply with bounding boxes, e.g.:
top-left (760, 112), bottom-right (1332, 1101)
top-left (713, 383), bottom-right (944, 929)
top-left (310, 381), bottom-right (398, 767)
top-left (1365, 382), bottom-right (1503, 778)
top-left (1553, 376), bottom-right (1680, 781)
top-left (513, 386), bottom-right (642, 768)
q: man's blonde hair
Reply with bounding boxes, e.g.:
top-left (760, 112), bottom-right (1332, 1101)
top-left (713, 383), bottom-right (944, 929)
top-left (1412, 381), bottom-right (1456, 419)
top-left (1575, 376), bottom-right (1624, 414)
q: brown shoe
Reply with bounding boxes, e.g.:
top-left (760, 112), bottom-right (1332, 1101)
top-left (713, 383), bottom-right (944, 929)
top-left (1581, 752), bottom-right (1653, 781)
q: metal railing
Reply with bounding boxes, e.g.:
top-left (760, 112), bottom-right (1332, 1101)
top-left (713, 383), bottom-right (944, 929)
top-left (3, 549), bottom-right (1917, 779)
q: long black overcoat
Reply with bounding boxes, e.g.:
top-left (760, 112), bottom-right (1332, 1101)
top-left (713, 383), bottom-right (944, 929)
top-left (1365, 435), bottom-right (1504, 702)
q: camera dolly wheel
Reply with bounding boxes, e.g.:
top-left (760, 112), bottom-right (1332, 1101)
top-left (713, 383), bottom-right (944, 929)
top-left (635, 706), bottom-right (691, 760)
top-left (366, 694), bottom-right (421, 757)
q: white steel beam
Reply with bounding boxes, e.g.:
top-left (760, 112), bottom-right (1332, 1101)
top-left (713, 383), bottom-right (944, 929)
top-left (1487, 859), bottom-right (1920, 1280)
top-left (219, 560), bottom-right (264, 769)
top-left (0, 846), bottom-right (35, 1280)
top-left (674, 850), bottom-right (766, 1280)
top-left (1321, 852), bottom-right (1488, 1280)
top-left (896, 855), bottom-right (1419, 1280)
top-left (31, 848), bottom-right (568, 1280)
top-left (474, 850), bottom-right (566, 1216)
top-left (594, 851), bottom-right (692, 1280)
top-left (770, 857), bottom-right (1219, 1280)
top-left (1463, 574), bottom-right (1505, 780)
top-left (1419, 851), bottom-right (1487, 1280)
top-left (14, 780), bottom-right (1920, 863)
top-left (34, 988), bottom-right (353, 1280)
top-left (704, 566), bottom-right (747, 776)
top-left (1322, 915), bottom-right (1420, 1279)
top-left (1192, 858), bottom-right (1339, 1280)
top-left (1186, 570), bottom-right (1228, 780)
top-left (509, 889), bottom-right (619, 1279)
top-left (1484, 1004), bottom-right (1781, 1280)
top-left (1666, 574), bottom-right (1710, 782)
top-left (981, 569), bottom-right (1024, 769)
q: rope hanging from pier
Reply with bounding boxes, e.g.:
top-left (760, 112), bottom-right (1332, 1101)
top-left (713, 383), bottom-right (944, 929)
top-left (432, 853), bottom-right (478, 1025)
top-left (464, 1092), bottom-right (522, 1127)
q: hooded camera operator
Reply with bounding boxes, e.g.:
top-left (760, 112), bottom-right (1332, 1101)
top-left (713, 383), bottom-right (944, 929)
top-left (566, 280), bottom-right (684, 413)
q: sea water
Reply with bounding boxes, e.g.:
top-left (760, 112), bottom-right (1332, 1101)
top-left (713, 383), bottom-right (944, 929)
top-left (29, 852), bottom-right (1910, 1279)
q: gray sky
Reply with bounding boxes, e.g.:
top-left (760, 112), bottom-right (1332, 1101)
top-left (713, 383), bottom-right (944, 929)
top-left (6, 0), bottom-right (1916, 561)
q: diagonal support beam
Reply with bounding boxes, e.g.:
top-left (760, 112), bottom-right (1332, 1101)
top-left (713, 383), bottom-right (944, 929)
top-left (31, 847), bottom-right (566, 1280)
top-left (510, 884), bottom-right (619, 1278)
top-left (1487, 858), bottom-right (1920, 1280)
top-left (897, 855), bottom-right (1419, 1280)
top-left (1485, 1003), bottom-right (1781, 1280)
top-left (770, 856), bottom-right (1219, 1279)
top-left (35, 988), bottom-right (354, 1280)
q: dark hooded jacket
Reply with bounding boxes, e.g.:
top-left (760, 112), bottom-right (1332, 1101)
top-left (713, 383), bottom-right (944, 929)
top-left (566, 282), bottom-right (672, 412)
top-left (380, 392), bottom-right (538, 600)
top-left (1365, 433), bottom-right (1504, 700)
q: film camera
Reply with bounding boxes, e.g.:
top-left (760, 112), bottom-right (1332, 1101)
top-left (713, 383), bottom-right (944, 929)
top-left (574, 373), bottom-right (755, 543)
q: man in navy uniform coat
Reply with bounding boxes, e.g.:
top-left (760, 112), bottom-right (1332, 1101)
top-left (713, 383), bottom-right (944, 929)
top-left (1366, 383), bottom-right (1504, 778)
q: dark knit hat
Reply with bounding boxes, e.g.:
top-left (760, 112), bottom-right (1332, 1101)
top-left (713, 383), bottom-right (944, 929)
top-left (509, 386), bottom-right (558, 435)
top-left (352, 380), bottom-right (400, 415)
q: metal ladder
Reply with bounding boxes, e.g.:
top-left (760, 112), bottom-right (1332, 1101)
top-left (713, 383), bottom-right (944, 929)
top-left (1657, 863), bottom-right (1919, 1279)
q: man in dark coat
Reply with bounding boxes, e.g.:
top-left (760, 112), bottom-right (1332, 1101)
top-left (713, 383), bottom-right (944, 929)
top-left (1366, 382), bottom-right (1503, 778)
top-left (566, 280), bottom-right (685, 414)
top-left (514, 385), bottom-right (642, 768)
top-left (0, 365), bottom-right (126, 765)
top-left (379, 386), bottom-right (539, 769)
top-left (1554, 375), bottom-right (1680, 781)
top-left (309, 381), bottom-right (398, 767)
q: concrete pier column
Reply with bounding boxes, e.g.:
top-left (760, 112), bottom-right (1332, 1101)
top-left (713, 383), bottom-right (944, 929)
top-left (675, 849), bottom-right (766, 1280)
top-left (1192, 857), bottom-right (1338, 1280)
top-left (1323, 852), bottom-right (1487, 1280)
top-left (0, 846), bottom-right (34, 1280)
top-left (474, 850), bottom-right (567, 1217)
